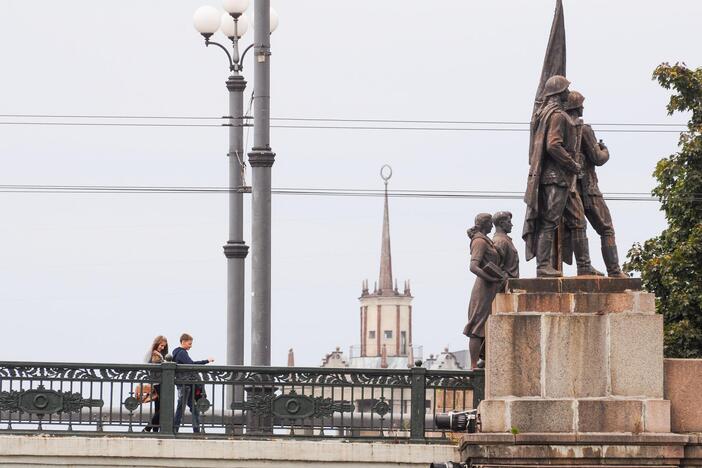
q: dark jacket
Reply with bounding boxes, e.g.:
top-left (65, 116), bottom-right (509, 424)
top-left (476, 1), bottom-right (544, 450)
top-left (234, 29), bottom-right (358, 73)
top-left (172, 347), bottom-right (209, 365)
top-left (540, 111), bottom-right (580, 186)
top-left (578, 124), bottom-right (609, 207)
top-left (523, 98), bottom-right (579, 261)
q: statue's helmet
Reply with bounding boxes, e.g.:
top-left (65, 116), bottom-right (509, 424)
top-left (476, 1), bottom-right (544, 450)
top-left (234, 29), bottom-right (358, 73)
top-left (564, 91), bottom-right (585, 111)
top-left (542, 75), bottom-right (570, 97)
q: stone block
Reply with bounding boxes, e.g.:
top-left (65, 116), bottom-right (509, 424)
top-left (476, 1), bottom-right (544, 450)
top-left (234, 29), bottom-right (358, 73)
top-left (636, 292), bottom-right (656, 314)
top-left (492, 293), bottom-right (516, 313)
top-left (486, 315), bottom-right (541, 398)
top-left (609, 314), bottom-right (664, 397)
top-left (577, 399), bottom-right (644, 432)
top-left (665, 358), bottom-right (702, 432)
top-left (644, 399), bottom-right (671, 433)
top-left (506, 277), bottom-right (642, 294)
top-left (517, 292), bottom-right (573, 313)
top-left (507, 278), bottom-right (561, 293)
top-left (572, 292), bottom-right (634, 314)
top-left (509, 400), bottom-right (574, 433)
top-left (478, 399), bottom-right (508, 432)
top-left (542, 314), bottom-right (608, 398)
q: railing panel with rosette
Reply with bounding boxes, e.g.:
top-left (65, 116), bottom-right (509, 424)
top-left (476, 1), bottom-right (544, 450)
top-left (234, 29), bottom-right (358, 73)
top-left (0, 361), bottom-right (483, 439)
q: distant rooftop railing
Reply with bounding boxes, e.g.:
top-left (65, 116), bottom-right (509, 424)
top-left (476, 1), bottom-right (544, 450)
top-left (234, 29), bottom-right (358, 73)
top-left (0, 361), bottom-right (483, 439)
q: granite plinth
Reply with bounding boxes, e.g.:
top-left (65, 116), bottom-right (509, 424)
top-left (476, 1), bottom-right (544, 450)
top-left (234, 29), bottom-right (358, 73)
top-left (486, 312), bottom-right (663, 400)
top-left (482, 277), bottom-right (668, 434)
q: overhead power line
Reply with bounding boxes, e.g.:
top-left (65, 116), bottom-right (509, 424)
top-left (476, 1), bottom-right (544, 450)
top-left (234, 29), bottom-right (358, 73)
top-left (0, 121), bottom-right (685, 133)
top-left (0, 114), bottom-right (690, 133)
top-left (0, 114), bottom-right (688, 127)
top-left (0, 121), bottom-right (222, 128)
top-left (0, 114), bottom-right (223, 120)
top-left (0, 184), bottom-right (675, 202)
top-left (268, 125), bottom-right (682, 134)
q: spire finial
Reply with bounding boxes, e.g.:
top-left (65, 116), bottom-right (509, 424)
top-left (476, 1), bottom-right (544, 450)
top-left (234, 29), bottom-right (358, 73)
top-left (378, 165), bottom-right (394, 294)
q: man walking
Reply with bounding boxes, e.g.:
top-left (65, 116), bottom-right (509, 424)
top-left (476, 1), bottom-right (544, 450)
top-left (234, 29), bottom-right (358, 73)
top-left (564, 91), bottom-right (628, 278)
top-left (172, 333), bottom-right (214, 433)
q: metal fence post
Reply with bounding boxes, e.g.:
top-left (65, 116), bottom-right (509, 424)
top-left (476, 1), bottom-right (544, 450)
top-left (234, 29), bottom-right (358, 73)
top-left (410, 365), bottom-right (426, 440)
top-left (472, 369), bottom-right (485, 409)
top-left (159, 362), bottom-right (176, 435)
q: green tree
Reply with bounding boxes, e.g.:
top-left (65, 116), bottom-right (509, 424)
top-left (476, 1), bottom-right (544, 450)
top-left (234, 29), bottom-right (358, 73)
top-left (624, 63), bottom-right (702, 358)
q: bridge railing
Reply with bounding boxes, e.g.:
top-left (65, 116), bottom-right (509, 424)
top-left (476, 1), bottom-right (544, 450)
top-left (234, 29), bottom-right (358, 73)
top-left (0, 361), bottom-right (483, 439)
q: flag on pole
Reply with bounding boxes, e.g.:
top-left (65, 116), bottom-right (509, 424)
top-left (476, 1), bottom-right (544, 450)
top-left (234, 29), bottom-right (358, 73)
top-left (528, 0), bottom-right (567, 170)
top-left (534, 0), bottom-right (566, 110)
top-left (523, 0), bottom-right (568, 263)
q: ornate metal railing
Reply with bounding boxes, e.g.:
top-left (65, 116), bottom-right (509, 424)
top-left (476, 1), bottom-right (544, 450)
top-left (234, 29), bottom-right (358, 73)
top-left (0, 361), bottom-right (483, 439)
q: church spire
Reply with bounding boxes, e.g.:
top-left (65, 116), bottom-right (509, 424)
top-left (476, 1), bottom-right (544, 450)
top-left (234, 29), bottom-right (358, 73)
top-left (378, 165), bottom-right (393, 294)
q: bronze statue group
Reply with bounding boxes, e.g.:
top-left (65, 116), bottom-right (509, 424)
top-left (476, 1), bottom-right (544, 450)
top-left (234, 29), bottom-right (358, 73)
top-left (464, 75), bottom-right (627, 369)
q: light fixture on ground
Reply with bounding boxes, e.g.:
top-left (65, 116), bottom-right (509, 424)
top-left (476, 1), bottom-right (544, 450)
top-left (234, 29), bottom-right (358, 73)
top-left (192, 1), bottom-right (279, 372)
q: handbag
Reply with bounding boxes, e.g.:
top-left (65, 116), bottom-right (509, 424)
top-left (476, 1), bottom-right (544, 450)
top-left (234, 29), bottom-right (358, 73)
top-left (194, 384), bottom-right (206, 401)
top-left (135, 383), bottom-right (158, 404)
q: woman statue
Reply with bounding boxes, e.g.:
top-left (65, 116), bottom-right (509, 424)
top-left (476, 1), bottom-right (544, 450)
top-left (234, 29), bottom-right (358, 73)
top-left (462, 213), bottom-right (505, 369)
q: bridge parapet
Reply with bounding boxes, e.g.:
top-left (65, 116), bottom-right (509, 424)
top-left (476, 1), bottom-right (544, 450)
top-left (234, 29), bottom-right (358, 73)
top-left (0, 361), bottom-right (483, 439)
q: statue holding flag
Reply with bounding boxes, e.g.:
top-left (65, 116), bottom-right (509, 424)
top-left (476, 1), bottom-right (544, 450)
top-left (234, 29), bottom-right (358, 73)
top-left (522, 0), bottom-right (605, 277)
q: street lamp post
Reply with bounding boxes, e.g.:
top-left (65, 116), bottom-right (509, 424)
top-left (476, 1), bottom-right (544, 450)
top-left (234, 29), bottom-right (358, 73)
top-left (193, 1), bottom-right (253, 371)
top-left (192, 1), bottom-right (279, 371)
top-left (249, 0), bottom-right (277, 367)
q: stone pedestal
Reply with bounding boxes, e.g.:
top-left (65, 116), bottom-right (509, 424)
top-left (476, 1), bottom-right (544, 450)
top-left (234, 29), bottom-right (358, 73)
top-left (479, 277), bottom-right (670, 434)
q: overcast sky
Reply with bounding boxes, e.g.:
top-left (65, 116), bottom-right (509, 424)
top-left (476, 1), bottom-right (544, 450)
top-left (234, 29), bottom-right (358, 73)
top-left (1, 0), bottom-right (700, 366)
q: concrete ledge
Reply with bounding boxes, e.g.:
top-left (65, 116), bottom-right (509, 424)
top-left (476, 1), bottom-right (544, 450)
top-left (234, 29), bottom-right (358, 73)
top-left (461, 432), bottom-right (688, 466)
top-left (0, 435), bottom-right (459, 467)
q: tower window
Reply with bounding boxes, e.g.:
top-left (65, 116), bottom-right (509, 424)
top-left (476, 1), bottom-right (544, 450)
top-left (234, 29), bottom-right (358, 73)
top-left (368, 331), bottom-right (376, 339)
top-left (384, 330), bottom-right (393, 339)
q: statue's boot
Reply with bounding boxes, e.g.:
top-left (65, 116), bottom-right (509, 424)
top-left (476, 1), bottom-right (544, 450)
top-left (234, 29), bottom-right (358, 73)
top-left (602, 235), bottom-right (628, 278)
top-left (536, 230), bottom-right (562, 277)
top-left (573, 229), bottom-right (605, 276)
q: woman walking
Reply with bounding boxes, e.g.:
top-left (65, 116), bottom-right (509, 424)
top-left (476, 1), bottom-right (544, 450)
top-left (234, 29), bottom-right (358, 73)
top-left (143, 335), bottom-right (168, 432)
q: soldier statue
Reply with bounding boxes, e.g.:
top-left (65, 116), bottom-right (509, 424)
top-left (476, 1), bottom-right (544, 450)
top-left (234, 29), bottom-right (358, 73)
top-left (522, 75), bottom-right (603, 277)
top-left (564, 91), bottom-right (627, 277)
top-left (492, 211), bottom-right (519, 279)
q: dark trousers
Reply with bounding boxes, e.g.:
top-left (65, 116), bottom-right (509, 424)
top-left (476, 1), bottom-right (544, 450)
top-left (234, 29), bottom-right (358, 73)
top-left (584, 195), bottom-right (615, 237)
top-left (144, 399), bottom-right (161, 432)
top-left (538, 184), bottom-right (587, 233)
top-left (174, 385), bottom-right (201, 433)
top-left (144, 384), bottom-right (160, 432)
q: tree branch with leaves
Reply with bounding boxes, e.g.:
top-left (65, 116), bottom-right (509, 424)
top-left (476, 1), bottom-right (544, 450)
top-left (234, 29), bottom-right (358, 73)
top-left (625, 62), bottom-right (702, 358)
